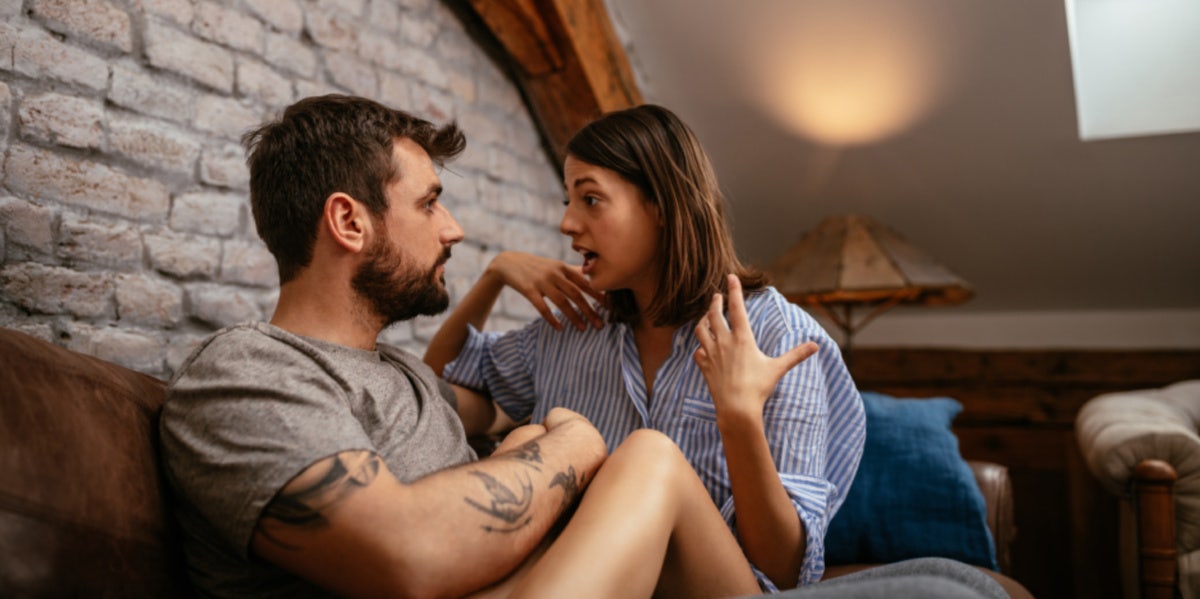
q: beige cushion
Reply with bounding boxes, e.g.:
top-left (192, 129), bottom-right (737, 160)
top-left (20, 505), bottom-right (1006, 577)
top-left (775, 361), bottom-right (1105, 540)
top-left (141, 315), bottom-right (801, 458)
top-left (1076, 380), bottom-right (1200, 598)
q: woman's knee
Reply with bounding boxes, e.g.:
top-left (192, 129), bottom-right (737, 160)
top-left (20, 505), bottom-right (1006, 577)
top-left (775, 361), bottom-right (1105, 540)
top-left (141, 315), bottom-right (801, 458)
top-left (607, 429), bottom-right (691, 480)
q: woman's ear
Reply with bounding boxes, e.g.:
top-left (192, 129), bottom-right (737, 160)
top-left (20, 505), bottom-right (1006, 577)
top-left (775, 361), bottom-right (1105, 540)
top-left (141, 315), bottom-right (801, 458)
top-left (323, 193), bottom-right (371, 253)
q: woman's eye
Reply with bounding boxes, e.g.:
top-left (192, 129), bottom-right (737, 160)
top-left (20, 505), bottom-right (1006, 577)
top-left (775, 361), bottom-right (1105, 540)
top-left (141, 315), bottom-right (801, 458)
top-left (584, 195), bottom-right (599, 206)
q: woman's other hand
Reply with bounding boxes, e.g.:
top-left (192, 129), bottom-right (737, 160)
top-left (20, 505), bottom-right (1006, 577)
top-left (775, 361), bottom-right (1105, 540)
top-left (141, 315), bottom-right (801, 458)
top-left (693, 274), bottom-right (818, 420)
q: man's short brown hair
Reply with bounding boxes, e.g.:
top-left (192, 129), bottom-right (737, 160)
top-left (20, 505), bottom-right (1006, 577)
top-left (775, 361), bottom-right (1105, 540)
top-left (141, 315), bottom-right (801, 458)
top-left (242, 95), bottom-right (465, 283)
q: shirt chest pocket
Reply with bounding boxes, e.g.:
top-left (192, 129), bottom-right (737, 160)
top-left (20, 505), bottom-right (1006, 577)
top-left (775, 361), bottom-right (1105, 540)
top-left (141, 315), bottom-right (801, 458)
top-left (677, 395), bottom-right (726, 470)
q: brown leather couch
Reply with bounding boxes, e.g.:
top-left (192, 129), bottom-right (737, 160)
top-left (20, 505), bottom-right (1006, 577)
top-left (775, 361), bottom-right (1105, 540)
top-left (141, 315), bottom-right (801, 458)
top-left (0, 327), bottom-right (1032, 597)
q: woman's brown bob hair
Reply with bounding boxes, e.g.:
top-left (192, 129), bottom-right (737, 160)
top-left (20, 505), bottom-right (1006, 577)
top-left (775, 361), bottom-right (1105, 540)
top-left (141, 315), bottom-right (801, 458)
top-left (565, 104), bottom-right (767, 327)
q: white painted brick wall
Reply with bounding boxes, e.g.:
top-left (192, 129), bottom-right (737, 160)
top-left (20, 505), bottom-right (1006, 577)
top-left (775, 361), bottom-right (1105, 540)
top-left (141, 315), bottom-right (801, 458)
top-left (2, 0), bottom-right (570, 377)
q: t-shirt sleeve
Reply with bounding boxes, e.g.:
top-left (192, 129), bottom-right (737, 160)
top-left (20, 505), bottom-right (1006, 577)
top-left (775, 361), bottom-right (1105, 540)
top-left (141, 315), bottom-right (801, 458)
top-left (160, 331), bottom-right (376, 559)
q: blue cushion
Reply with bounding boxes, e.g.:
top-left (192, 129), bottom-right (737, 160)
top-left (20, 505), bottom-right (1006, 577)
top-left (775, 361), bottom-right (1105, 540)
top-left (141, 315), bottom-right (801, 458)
top-left (824, 391), bottom-right (998, 570)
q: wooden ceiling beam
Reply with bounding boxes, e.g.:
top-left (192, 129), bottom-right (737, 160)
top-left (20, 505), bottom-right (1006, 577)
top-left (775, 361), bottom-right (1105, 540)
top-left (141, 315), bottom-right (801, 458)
top-left (467, 0), bottom-right (643, 162)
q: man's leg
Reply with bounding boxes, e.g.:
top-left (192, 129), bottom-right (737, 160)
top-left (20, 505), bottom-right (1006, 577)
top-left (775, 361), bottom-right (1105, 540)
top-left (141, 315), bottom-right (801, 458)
top-left (508, 429), bottom-right (762, 599)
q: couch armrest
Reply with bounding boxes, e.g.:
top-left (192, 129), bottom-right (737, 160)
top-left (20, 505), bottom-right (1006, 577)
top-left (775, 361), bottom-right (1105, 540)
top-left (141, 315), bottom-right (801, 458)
top-left (1076, 380), bottom-right (1200, 599)
top-left (968, 460), bottom-right (1014, 575)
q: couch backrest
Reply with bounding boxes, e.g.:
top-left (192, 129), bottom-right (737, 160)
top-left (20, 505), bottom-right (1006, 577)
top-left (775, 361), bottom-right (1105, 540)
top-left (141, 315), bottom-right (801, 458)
top-left (0, 328), bottom-right (192, 597)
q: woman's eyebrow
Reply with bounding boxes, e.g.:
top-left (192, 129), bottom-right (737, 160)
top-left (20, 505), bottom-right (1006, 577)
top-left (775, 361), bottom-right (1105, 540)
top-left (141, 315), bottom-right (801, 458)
top-left (568, 176), bottom-right (598, 189)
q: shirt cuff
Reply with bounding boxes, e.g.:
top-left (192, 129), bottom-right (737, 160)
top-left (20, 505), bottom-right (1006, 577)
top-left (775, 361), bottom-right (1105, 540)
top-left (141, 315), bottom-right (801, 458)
top-left (780, 471), bottom-right (834, 587)
top-left (722, 472), bottom-right (832, 589)
top-left (441, 324), bottom-right (500, 391)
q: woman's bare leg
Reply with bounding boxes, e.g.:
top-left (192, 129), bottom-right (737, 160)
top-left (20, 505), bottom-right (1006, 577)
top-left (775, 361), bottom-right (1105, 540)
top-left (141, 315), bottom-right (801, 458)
top-left (509, 429), bottom-right (761, 599)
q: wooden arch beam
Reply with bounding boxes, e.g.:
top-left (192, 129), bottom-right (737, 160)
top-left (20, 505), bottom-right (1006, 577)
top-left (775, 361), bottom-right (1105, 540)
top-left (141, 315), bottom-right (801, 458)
top-left (467, 0), bottom-right (643, 162)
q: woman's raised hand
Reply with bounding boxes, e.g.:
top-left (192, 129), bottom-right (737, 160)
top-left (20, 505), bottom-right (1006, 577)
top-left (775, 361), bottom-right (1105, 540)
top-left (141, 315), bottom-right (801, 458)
top-left (693, 274), bottom-right (819, 420)
top-left (486, 251), bottom-right (604, 331)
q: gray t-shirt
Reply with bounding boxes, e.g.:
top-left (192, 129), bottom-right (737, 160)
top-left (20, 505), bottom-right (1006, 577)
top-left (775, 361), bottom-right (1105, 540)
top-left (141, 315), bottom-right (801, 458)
top-left (160, 322), bottom-right (476, 598)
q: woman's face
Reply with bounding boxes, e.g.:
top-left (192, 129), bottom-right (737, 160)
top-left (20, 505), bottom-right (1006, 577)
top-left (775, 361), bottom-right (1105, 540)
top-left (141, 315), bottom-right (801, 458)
top-left (560, 156), bottom-right (662, 299)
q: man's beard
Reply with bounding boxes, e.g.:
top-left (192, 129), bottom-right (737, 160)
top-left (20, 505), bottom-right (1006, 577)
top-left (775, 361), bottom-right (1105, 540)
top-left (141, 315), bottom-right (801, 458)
top-left (351, 237), bottom-right (451, 327)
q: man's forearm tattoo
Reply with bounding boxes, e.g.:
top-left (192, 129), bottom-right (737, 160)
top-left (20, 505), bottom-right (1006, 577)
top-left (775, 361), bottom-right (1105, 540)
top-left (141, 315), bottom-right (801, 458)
top-left (464, 470), bottom-right (534, 532)
top-left (499, 440), bottom-right (544, 471)
top-left (548, 466), bottom-right (582, 511)
top-left (257, 450), bottom-right (381, 549)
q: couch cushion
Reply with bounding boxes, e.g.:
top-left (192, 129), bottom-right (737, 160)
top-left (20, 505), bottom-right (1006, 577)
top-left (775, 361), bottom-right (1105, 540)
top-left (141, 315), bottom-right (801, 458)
top-left (0, 328), bottom-right (191, 596)
top-left (824, 391), bottom-right (998, 570)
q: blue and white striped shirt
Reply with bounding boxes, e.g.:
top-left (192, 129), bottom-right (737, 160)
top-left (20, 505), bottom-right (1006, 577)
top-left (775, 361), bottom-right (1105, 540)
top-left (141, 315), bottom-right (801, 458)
top-left (443, 286), bottom-right (865, 590)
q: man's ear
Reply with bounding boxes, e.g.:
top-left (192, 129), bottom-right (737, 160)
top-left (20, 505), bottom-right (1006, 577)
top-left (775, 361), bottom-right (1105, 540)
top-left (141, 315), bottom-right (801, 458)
top-left (323, 193), bottom-right (372, 253)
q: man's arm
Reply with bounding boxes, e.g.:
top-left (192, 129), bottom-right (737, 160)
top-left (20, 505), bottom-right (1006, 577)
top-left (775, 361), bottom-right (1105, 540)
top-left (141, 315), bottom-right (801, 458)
top-left (251, 410), bottom-right (606, 599)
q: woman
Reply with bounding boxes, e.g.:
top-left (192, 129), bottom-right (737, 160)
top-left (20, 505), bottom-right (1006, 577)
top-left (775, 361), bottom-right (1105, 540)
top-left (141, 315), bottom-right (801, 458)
top-left (425, 104), bottom-right (866, 592)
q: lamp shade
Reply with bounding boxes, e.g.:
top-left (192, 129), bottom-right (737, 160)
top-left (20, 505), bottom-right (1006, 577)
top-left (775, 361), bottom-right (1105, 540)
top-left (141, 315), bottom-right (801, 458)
top-left (768, 214), bottom-right (973, 307)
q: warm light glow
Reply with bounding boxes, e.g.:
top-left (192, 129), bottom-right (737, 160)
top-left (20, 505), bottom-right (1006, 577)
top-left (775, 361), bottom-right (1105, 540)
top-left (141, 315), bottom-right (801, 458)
top-left (744, 1), bottom-right (972, 146)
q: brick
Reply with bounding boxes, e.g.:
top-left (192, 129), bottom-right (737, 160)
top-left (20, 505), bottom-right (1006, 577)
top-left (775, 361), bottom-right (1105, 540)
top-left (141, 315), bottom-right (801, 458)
top-left (447, 70), bottom-right (476, 105)
top-left (109, 62), bottom-right (196, 124)
top-left (379, 73), bottom-right (413, 111)
top-left (145, 231), bottom-right (221, 278)
top-left (17, 92), bottom-right (104, 150)
top-left (316, 0), bottom-right (365, 17)
top-left (200, 143), bottom-right (250, 189)
top-left (221, 239), bottom-right (277, 287)
top-left (0, 320), bottom-right (56, 344)
top-left (145, 18), bottom-right (234, 93)
top-left (434, 24), bottom-right (478, 69)
top-left (411, 83), bottom-right (454, 122)
top-left (294, 79), bottom-right (342, 102)
top-left (0, 196), bottom-right (56, 260)
top-left (396, 0), bottom-right (432, 11)
top-left (305, 7), bottom-right (357, 51)
top-left (115, 273), bottom-right (183, 327)
top-left (455, 142), bottom-right (489, 173)
top-left (452, 204), bottom-right (501, 248)
top-left (263, 31), bottom-right (317, 78)
top-left (399, 11), bottom-right (438, 49)
top-left (193, 1), bottom-right (263, 53)
top-left (166, 333), bottom-right (206, 375)
top-left (5, 145), bottom-right (170, 221)
top-left (170, 191), bottom-right (242, 236)
top-left (57, 212), bottom-right (142, 269)
top-left (499, 286), bottom-right (542, 322)
top-left (31, 0), bottom-right (133, 53)
top-left (378, 322), bottom-right (415, 347)
top-left (135, 0), bottom-right (193, 27)
top-left (236, 58), bottom-right (293, 108)
top-left (477, 66), bottom-right (523, 115)
top-left (459, 108), bottom-right (507, 148)
top-left (488, 146), bottom-right (520, 184)
top-left (108, 115), bottom-right (202, 176)
top-left (64, 322), bottom-right (165, 373)
top-left (195, 94), bottom-right (261, 140)
top-left (325, 51), bottom-right (378, 97)
top-left (0, 263), bottom-right (112, 317)
top-left (11, 23), bottom-right (110, 91)
top-left (412, 313), bottom-right (447, 341)
top-left (244, 0), bottom-right (302, 33)
top-left (1, 0), bottom-right (21, 17)
top-left (440, 167), bottom-right (477, 207)
top-left (401, 49), bottom-right (449, 89)
top-left (367, 0), bottom-right (400, 32)
top-left (357, 31), bottom-right (405, 71)
top-left (187, 283), bottom-right (261, 327)
top-left (0, 82), bottom-right (10, 138)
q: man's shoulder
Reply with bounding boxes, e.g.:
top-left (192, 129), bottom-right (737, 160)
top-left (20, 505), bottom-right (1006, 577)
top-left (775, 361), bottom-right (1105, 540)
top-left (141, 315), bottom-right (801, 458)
top-left (169, 322), bottom-right (331, 391)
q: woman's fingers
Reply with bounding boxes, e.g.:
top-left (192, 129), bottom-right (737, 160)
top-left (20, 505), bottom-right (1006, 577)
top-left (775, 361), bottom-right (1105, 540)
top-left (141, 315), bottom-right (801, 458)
top-left (724, 274), bottom-right (752, 334)
top-left (776, 341), bottom-right (819, 373)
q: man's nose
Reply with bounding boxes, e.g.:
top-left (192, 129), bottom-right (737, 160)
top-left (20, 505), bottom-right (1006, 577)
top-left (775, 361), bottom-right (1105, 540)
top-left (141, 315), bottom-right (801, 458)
top-left (441, 206), bottom-right (465, 245)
